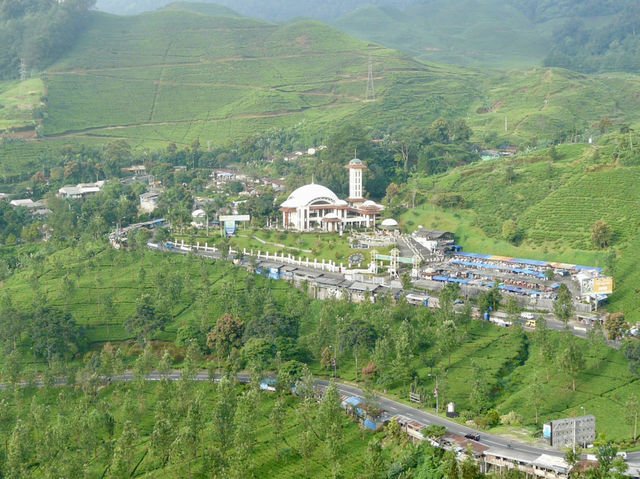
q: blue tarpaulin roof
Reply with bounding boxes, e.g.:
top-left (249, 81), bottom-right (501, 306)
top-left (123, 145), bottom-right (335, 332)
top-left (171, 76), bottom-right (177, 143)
top-left (513, 268), bottom-right (546, 279)
top-left (433, 276), bottom-right (469, 285)
top-left (452, 260), bottom-right (501, 270)
top-left (457, 252), bottom-right (491, 259)
top-left (345, 397), bottom-right (363, 407)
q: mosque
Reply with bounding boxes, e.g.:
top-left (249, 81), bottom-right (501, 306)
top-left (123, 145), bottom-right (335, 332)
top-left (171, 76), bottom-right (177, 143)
top-left (279, 157), bottom-right (384, 232)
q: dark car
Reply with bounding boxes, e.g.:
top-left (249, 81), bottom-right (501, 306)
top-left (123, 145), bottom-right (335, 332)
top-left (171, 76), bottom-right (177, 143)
top-left (464, 433), bottom-right (480, 441)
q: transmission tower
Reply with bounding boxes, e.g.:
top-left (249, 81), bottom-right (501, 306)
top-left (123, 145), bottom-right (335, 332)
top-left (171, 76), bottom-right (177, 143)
top-left (20, 58), bottom-right (28, 82)
top-left (365, 55), bottom-right (375, 101)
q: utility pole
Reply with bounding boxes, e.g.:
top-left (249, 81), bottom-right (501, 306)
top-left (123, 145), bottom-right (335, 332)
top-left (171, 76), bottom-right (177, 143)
top-left (505, 116), bottom-right (508, 132)
top-left (429, 373), bottom-right (439, 414)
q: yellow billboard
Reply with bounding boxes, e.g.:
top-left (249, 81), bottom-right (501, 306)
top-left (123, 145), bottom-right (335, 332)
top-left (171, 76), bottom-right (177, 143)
top-left (593, 277), bottom-right (614, 294)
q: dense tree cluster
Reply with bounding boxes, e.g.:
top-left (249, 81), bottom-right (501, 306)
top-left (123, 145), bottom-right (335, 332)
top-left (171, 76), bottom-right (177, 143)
top-left (543, 1), bottom-right (640, 73)
top-left (0, 0), bottom-right (96, 79)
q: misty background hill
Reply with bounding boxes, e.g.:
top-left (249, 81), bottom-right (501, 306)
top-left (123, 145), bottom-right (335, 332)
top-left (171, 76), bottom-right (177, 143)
top-left (92, 0), bottom-right (640, 72)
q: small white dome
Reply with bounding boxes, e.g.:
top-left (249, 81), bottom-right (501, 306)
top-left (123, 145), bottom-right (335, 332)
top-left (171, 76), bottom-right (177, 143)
top-left (363, 200), bottom-right (377, 207)
top-left (335, 199), bottom-right (348, 206)
top-left (381, 218), bottom-right (398, 227)
top-left (324, 212), bottom-right (340, 220)
top-left (192, 209), bottom-right (206, 218)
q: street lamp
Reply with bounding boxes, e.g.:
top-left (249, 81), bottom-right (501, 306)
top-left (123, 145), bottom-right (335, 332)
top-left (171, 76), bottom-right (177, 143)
top-left (428, 373), bottom-right (439, 414)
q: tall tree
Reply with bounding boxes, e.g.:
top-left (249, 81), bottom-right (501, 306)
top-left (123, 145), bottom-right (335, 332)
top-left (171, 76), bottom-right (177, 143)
top-left (558, 335), bottom-right (585, 391)
top-left (554, 284), bottom-right (574, 323)
top-left (126, 293), bottom-right (167, 344)
top-left (212, 377), bottom-right (237, 460)
top-left (109, 421), bottom-right (138, 479)
top-left (437, 320), bottom-right (459, 368)
top-left (206, 314), bottom-right (245, 360)
top-left (624, 394), bottom-right (640, 445)
top-left (270, 395), bottom-right (286, 462)
top-left (469, 359), bottom-right (491, 414)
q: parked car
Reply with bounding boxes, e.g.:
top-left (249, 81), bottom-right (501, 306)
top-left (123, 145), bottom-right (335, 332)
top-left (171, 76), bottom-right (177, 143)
top-left (464, 433), bottom-right (480, 441)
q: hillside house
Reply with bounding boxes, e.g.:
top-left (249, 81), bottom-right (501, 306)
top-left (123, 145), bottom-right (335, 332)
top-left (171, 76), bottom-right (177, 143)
top-left (58, 181), bottom-right (105, 199)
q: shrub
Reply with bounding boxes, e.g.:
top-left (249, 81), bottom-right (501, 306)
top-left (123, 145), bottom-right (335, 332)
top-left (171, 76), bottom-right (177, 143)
top-left (485, 409), bottom-right (501, 426)
top-left (500, 411), bottom-right (523, 426)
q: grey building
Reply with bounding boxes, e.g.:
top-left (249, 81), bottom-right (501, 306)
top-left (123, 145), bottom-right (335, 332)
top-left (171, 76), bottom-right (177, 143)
top-left (543, 415), bottom-right (596, 448)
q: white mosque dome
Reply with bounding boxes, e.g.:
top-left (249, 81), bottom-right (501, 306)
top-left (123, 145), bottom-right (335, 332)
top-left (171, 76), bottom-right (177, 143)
top-left (192, 209), bottom-right (206, 218)
top-left (281, 183), bottom-right (339, 208)
top-left (362, 200), bottom-right (377, 207)
top-left (335, 199), bottom-right (348, 206)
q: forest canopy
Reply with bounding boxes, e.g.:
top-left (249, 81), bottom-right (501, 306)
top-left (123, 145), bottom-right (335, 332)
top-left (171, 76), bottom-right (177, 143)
top-left (543, 1), bottom-right (640, 73)
top-left (0, 0), bottom-right (95, 79)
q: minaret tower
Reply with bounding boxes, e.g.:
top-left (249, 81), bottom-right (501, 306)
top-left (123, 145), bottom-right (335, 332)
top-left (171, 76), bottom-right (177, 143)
top-left (345, 155), bottom-right (368, 204)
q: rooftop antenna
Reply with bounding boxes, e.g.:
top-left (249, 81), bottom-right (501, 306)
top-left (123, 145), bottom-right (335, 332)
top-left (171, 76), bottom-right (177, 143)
top-left (365, 54), bottom-right (375, 101)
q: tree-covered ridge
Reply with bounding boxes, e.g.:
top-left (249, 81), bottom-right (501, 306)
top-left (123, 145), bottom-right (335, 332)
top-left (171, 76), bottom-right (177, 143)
top-left (508, 0), bottom-right (627, 22)
top-left (0, 0), bottom-right (95, 80)
top-left (544, 1), bottom-right (640, 73)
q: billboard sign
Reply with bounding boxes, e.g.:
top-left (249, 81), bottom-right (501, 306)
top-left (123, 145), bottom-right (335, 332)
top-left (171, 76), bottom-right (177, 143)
top-left (543, 424), bottom-right (551, 438)
top-left (219, 215), bottom-right (250, 222)
top-left (593, 277), bottom-right (614, 294)
top-left (582, 277), bottom-right (614, 295)
top-left (224, 220), bottom-right (236, 236)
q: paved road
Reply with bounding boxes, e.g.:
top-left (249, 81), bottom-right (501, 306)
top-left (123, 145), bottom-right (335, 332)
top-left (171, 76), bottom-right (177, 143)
top-left (319, 380), bottom-right (564, 457)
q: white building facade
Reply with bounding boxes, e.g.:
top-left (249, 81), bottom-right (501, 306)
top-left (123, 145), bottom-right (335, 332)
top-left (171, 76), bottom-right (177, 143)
top-left (279, 157), bottom-right (383, 232)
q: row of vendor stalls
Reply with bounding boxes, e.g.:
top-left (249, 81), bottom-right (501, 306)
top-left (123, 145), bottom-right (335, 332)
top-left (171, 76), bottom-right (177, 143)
top-left (253, 261), bottom-right (391, 303)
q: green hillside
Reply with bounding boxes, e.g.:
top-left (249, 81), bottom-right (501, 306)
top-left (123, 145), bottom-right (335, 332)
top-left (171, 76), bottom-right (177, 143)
top-left (41, 9), bottom-right (437, 147)
top-left (1, 243), bottom-right (638, 442)
top-left (334, 1), bottom-right (552, 68)
top-left (468, 69), bottom-right (640, 145)
top-left (396, 140), bottom-right (640, 321)
top-left (32, 6), bottom-right (640, 149)
top-left (162, 1), bottom-right (242, 16)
